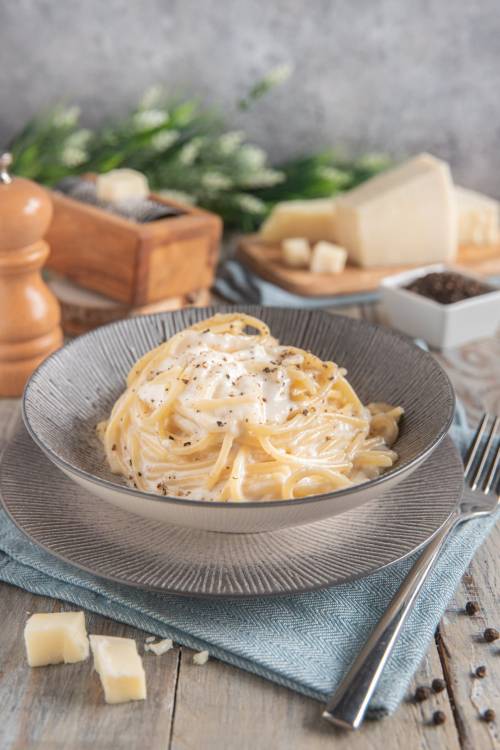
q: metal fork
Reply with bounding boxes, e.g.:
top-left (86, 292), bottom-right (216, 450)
top-left (323, 413), bottom-right (500, 731)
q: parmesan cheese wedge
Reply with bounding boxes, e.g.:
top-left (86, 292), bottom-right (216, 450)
top-left (455, 186), bottom-right (499, 246)
top-left (335, 154), bottom-right (457, 267)
top-left (260, 199), bottom-right (336, 243)
top-left (90, 635), bottom-right (146, 704)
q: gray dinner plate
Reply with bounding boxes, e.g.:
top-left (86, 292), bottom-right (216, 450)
top-left (22, 306), bottom-right (455, 532)
top-left (0, 423), bottom-right (463, 597)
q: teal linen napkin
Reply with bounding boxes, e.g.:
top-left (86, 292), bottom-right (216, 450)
top-left (0, 404), bottom-right (496, 717)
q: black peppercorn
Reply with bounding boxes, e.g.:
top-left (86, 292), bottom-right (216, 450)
top-left (433, 710), bottom-right (446, 725)
top-left (415, 686), bottom-right (431, 702)
top-left (405, 271), bottom-right (492, 305)
top-left (483, 709), bottom-right (496, 722)
top-left (432, 678), bottom-right (446, 693)
top-left (465, 601), bottom-right (480, 616)
top-left (484, 627), bottom-right (499, 643)
top-left (475, 665), bottom-right (487, 678)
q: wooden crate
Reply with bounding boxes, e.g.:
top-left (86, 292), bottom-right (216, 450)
top-left (45, 184), bottom-right (222, 306)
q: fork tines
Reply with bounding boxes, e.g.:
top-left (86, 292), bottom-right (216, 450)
top-left (464, 414), bottom-right (500, 494)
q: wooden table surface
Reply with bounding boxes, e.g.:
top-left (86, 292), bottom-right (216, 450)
top-left (1, 303), bottom-right (499, 750)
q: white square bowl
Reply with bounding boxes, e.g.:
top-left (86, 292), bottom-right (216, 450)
top-left (380, 264), bottom-right (500, 349)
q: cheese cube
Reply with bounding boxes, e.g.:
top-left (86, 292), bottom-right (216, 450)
top-left (193, 650), bottom-right (210, 665)
top-left (334, 154), bottom-right (457, 267)
top-left (260, 199), bottom-right (336, 243)
top-left (455, 186), bottom-right (499, 245)
top-left (96, 169), bottom-right (149, 204)
top-left (310, 241), bottom-right (347, 273)
top-left (281, 238), bottom-right (311, 268)
top-left (144, 638), bottom-right (173, 655)
top-left (24, 611), bottom-right (89, 667)
top-left (90, 635), bottom-right (146, 704)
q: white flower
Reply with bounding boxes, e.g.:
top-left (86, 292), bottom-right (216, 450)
top-left (316, 166), bottom-right (351, 185)
top-left (217, 131), bottom-right (245, 155)
top-left (239, 168), bottom-right (284, 188)
top-left (264, 63), bottom-right (293, 88)
top-left (140, 85), bottom-right (164, 109)
top-left (235, 194), bottom-right (266, 214)
top-left (158, 189), bottom-right (196, 205)
top-left (178, 138), bottom-right (204, 166)
top-left (201, 172), bottom-right (232, 191)
top-left (151, 130), bottom-right (179, 151)
top-left (237, 145), bottom-right (266, 172)
top-left (52, 105), bottom-right (80, 128)
top-left (133, 109), bottom-right (169, 131)
top-left (358, 153), bottom-right (390, 171)
top-left (64, 129), bottom-right (92, 150)
top-left (61, 146), bottom-right (87, 167)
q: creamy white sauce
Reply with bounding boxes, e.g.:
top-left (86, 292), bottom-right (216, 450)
top-left (137, 330), bottom-right (297, 435)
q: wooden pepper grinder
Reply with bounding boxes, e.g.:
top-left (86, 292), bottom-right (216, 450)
top-left (0, 153), bottom-right (63, 396)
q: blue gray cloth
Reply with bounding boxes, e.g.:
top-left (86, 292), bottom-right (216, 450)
top-left (214, 259), bottom-right (378, 307)
top-left (0, 403), bottom-right (496, 718)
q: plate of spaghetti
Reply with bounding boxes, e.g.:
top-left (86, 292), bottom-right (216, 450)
top-left (23, 306), bottom-right (455, 533)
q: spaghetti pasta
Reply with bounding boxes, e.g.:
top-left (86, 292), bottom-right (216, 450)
top-left (98, 313), bottom-right (403, 502)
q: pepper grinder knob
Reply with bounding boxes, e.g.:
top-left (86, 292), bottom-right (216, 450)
top-left (0, 153), bottom-right (63, 396)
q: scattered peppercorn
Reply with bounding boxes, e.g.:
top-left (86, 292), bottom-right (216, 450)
top-left (432, 678), bottom-right (446, 693)
top-left (484, 627), bottom-right (499, 643)
top-left (465, 601), bottom-right (480, 616)
top-left (475, 665), bottom-right (487, 678)
top-left (483, 709), bottom-right (496, 723)
top-left (433, 710), bottom-right (446, 726)
top-left (405, 271), bottom-right (492, 305)
top-left (415, 686), bottom-right (431, 702)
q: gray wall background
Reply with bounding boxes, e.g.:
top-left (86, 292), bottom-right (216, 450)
top-left (1, 0), bottom-right (500, 194)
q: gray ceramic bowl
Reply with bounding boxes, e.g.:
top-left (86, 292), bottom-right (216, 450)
top-left (23, 306), bottom-right (455, 533)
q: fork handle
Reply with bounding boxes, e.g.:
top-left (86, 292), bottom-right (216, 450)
top-left (322, 512), bottom-right (459, 730)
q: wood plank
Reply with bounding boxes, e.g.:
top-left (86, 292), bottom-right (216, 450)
top-left (436, 524), bottom-right (500, 750)
top-left (237, 235), bottom-right (500, 297)
top-left (432, 330), bottom-right (500, 750)
top-left (169, 647), bottom-right (459, 750)
top-left (0, 582), bottom-right (179, 750)
top-left (435, 332), bottom-right (500, 424)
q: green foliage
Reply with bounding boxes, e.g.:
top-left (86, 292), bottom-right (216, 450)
top-left (8, 80), bottom-right (390, 232)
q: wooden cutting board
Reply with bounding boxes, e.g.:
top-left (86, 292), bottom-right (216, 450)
top-left (237, 235), bottom-right (500, 297)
